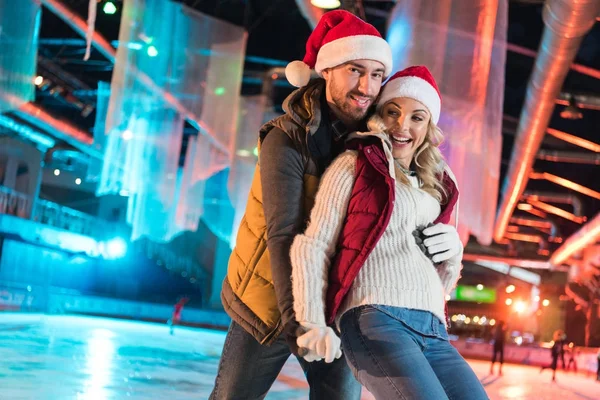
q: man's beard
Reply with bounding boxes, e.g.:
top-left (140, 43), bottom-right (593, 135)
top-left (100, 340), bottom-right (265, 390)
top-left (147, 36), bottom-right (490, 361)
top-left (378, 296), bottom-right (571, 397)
top-left (328, 79), bottom-right (374, 122)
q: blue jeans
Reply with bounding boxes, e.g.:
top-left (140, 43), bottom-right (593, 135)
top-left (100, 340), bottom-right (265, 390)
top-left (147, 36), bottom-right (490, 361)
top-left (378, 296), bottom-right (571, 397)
top-left (340, 305), bottom-right (489, 400)
top-left (210, 321), bottom-right (361, 400)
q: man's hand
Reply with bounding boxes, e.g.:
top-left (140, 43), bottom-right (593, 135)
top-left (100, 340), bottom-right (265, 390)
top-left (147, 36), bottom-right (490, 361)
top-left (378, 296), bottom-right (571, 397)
top-left (283, 320), bottom-right (302, 356)
top-left (422, 223), bottom-right (462, 263)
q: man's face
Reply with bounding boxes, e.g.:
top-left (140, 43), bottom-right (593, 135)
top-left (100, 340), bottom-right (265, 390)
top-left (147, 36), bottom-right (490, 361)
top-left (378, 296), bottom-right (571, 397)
top-left (322, 59), bottom-right (385, 123)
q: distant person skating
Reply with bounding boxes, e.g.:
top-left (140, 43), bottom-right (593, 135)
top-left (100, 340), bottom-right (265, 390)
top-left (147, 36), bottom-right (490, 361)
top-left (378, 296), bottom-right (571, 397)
top-left (490, 320), bottom-right (507, 376)
top-left (169, 296), bottom-right (189, 335)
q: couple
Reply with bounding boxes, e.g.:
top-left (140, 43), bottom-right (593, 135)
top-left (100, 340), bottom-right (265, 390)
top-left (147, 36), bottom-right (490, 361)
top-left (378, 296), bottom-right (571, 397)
top-left (211, 10), bottom-right (488, 400)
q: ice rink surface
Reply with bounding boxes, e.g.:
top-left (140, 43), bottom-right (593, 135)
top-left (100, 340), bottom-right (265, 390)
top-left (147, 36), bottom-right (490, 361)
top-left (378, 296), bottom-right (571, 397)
top-left (0, 314), bottom-right (598, 400)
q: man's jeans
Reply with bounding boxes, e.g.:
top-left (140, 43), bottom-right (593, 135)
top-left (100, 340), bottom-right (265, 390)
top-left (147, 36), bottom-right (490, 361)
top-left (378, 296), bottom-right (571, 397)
top-left (209, 320), bottom-right (361, 400)
top-left (340, 305), bottom-right (489, 400)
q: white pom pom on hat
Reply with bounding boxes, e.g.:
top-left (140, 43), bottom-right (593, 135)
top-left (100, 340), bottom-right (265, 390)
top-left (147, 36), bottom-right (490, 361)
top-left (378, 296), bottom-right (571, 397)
top-left (285, 10), bottom-right (393, 87)
top-left (285, 60), bottom-right (312, 88)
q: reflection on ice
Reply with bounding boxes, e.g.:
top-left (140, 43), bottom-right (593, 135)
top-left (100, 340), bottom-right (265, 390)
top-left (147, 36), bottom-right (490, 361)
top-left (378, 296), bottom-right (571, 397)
top-left (81, 328), bottom-right (116, 400)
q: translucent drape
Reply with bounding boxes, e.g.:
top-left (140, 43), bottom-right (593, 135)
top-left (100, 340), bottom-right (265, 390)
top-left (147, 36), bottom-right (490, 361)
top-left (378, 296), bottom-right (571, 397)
top-left (226, 95), bottom-right (267, 246)
top-left (0, 0), bottom-right (40, 113)
top-left (171, 6), bottom-right (246, 240)
top-left (98, 1), bottom-right (246, 242)
top-left (175, 96), bottom-right (266, 245)
top-left (387, 0), bottom-right (507, 245)
top-left (86, 81), bottom-right (111, 182)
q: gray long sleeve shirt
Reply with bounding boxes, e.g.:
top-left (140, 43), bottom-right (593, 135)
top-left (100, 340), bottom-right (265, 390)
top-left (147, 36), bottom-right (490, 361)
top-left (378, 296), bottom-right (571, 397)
top-left (259, 129), bottom-right (306, 327)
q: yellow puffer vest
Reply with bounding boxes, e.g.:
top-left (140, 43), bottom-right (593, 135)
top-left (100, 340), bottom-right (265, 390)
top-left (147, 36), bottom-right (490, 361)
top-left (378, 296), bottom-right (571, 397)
top-left (221, 80), bottom-right (326, 344)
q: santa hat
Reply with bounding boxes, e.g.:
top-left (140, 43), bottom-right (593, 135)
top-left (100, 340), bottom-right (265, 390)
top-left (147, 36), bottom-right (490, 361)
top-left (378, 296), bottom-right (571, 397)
top-left (378, 66), bottom-right (442, 124)
top-left (285, 10), bottom-right (393, 88)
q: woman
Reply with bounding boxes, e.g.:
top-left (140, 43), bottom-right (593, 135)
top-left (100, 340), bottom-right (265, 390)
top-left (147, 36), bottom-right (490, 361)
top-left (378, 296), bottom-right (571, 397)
top-left (291, 66), bottom-right (488, 399)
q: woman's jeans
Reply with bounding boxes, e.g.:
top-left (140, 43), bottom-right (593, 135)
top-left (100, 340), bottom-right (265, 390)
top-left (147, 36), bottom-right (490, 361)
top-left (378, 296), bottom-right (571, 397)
top-left (340, 305), bottom-right (489, 400)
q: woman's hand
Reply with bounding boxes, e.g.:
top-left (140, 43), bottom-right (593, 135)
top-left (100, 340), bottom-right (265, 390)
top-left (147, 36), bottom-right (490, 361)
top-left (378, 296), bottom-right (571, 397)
top-left (422, 223), bottom-right (462, 263)
top-left (296, 322), bottom-right (342, 363)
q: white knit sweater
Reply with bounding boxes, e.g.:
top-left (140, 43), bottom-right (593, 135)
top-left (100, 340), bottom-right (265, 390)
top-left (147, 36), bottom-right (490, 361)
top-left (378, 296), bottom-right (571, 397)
top-left (291, 150), bottom-right (462, 328)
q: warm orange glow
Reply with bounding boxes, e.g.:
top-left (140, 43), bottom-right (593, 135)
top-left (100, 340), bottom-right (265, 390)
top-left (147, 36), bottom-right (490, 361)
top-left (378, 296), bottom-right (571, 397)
top-left (514, 300), bottom-right (527, 313)
top-left (542, 299), bottom-right (550, 307)
top-left (530, 172), bottom-right (600, 200)
top-left (526, 197), bottom-right (586, 223)
top-left (506, 285), bottom-right (516, 294)
top-left (537, 249), bottom-right (550, 256)
top-left (507, 225), bottom-right (520, 232)
top-left (517, 203), bottom-right (533, 211)
top-left (505, 298), bottom-right (513, 306)
top-left (489, 319), bottom-right (496, 326)
top-left (551, 213), bottom-right (600, 265)
top-left (546, 128), bottom-right (600, 152)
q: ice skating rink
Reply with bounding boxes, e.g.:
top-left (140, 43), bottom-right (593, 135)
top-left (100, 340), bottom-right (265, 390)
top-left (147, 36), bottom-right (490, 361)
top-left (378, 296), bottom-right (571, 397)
top-left (1, 314), bottom-right (598, 400)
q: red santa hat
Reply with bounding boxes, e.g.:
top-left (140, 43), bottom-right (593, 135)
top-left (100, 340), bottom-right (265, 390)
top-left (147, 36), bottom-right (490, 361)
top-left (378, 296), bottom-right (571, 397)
top-left (285, 10), bottom-right (393, 88)
top-left (378, 65), bottom-right (442, 125)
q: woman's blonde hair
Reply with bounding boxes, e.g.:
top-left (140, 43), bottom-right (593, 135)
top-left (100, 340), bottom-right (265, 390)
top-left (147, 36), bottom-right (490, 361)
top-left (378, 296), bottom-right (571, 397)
top-left (383, 112), bottom-right (448, 203)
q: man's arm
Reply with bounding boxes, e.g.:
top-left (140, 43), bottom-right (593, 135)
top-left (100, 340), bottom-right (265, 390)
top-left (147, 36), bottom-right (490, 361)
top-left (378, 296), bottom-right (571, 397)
top-left (260, 129), bottom-right (306, 328)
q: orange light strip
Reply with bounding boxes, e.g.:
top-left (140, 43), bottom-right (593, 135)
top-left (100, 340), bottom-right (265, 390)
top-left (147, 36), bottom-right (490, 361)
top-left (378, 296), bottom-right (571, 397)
top-left (551, 212), bottom-right (600, 265)
top-left (546, 128), bottom-right (600, 153)
top-left (504, 232), bottom-right (543, 243)
top-left (517, 203), bottom-right (533, 211)
top-left (510, 217), bottom-right (552, 229)
top-left (506, 43), bottom-right (600, 80)
top-left (530, 172), bottom-right (600, 200)
top-left (507, 225), bottom-right (520, 233)
top-left (526, 198), bottom-right (586, 223)
top-left (521, 206), bottom-right (548, 219)
top-left (19, 103), bottom-right (93, 145)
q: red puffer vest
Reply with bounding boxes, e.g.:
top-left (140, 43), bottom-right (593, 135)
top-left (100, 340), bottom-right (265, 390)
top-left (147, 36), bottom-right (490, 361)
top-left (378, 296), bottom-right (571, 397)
top-left (325, 137), bottom-right (459, 324)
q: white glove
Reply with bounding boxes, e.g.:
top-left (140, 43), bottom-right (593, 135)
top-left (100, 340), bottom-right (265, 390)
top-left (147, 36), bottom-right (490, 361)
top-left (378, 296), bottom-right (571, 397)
top-left (296, 322), bottom-right (342, 363)
top-left (423, 223), bottom-right (462, 264)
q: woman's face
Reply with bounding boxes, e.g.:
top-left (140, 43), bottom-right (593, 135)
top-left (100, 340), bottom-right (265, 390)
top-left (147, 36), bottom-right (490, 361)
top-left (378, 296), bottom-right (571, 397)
top-left (381, 97), bottom-right (430, 169)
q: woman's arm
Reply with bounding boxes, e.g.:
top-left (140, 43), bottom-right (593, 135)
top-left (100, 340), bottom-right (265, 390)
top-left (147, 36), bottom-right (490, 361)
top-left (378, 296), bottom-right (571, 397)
top-left (437, 246), bottom-right (463, 294)
top-left (291, 151), bottom-right (358, 326)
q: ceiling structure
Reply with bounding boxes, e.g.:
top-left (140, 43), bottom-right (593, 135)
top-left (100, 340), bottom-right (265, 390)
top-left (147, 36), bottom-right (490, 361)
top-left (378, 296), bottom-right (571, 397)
top-left (7, 0), bottom-right (600, 273)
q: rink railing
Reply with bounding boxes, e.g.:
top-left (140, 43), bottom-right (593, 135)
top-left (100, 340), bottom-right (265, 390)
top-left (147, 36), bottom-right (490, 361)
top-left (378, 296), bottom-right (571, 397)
top-left (0, 185), bottom-right (115, 238)
top-left (32, 198), bottom-right (114, 237)
top-left (0, 185), bottom-right (30, 218)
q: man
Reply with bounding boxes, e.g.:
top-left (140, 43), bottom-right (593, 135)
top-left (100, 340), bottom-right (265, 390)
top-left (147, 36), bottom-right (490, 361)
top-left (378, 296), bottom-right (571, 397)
top-left (490, 320), bottom-right (506, 375)
top-left (210, 10), bottom-right (393, 399)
